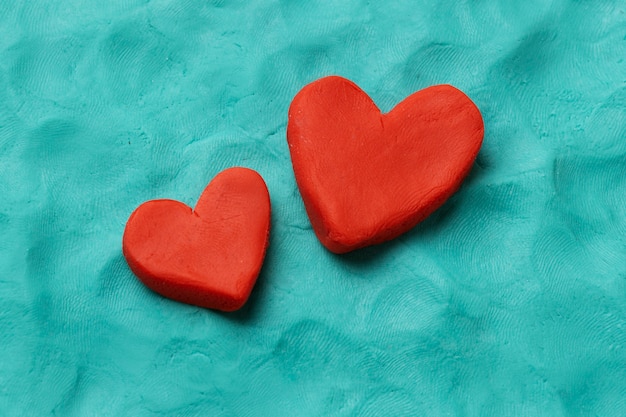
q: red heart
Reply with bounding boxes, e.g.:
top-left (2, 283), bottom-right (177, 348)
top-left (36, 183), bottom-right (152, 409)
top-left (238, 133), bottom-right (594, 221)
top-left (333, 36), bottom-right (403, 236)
top-left (122, 167), bottom-right (271, 311)
top-left (287, 76), bottom-right (484, 253)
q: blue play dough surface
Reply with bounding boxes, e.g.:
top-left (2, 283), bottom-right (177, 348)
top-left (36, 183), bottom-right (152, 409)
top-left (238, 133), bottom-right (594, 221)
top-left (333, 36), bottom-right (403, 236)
top-left (1, 0), bottom-right (626, 415)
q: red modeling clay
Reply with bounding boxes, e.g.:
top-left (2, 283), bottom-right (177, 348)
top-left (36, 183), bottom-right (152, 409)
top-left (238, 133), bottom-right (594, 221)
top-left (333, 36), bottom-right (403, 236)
top-left (122, 167), bottom-right (271, 311)
top-left (287, 76), bottom-right (484, 254)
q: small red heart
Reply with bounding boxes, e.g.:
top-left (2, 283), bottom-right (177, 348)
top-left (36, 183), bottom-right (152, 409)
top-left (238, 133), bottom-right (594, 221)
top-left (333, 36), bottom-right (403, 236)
top-left (287, 76), bottom-right (484, 253)
top-left (122, 167), bottom-right (271, 311)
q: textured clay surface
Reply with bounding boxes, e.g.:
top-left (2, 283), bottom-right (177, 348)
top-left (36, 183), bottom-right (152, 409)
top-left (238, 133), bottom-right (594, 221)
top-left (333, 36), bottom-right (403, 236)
top-left (1, 0), bottom-right (625, 416)
top-left (123, 167), bottom-right (271, 311)
top-left (287, 76), bottom-right (484, 253)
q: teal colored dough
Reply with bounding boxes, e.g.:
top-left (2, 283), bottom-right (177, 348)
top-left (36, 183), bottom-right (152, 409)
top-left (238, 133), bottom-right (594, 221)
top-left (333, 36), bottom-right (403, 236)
top-left (1, 0), bottom-right (625, 416)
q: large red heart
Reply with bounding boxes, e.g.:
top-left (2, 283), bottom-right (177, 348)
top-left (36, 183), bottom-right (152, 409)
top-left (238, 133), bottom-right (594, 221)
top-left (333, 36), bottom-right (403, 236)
top-left (287, 76), bottom-right (484, 253)
top-left (122, 167), bottom-right (271, 311)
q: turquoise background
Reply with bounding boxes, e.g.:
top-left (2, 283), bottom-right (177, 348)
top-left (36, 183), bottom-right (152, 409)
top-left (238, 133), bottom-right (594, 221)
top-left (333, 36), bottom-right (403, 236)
top-left (1, 0), bottom-right (625, 415)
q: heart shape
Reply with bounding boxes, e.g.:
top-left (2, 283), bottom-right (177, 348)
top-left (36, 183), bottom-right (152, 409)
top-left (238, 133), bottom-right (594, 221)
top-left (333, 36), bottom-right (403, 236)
top-left (287, 76), bottom-right (484, 253)
top-left (122, 167), bottom-right (271, 311)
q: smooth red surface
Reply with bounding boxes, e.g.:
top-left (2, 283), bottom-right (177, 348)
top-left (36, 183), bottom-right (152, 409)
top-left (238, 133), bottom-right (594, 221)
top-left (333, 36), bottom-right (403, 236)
top-left (122, 167), bottom-right (271, 311)
top-left (287, 76), bottom-right (484, 253)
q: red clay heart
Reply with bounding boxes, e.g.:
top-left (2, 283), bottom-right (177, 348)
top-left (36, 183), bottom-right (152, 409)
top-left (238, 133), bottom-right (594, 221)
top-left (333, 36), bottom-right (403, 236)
top-left (122, 167), bottom-right (271, 311)
top-left (287, 76), bottom-right (484, 253)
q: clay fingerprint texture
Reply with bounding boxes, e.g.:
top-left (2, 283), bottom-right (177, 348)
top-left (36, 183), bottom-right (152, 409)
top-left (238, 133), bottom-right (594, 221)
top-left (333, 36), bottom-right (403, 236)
top-left (1, 0), bottom-right (625, 416)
